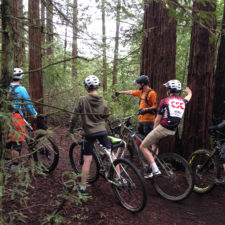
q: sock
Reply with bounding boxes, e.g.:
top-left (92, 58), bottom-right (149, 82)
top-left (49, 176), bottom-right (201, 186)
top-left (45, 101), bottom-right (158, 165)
top-left (151, 162), bottom-right (159, 172)
top-left (79, 184), bottom-right (86, 191)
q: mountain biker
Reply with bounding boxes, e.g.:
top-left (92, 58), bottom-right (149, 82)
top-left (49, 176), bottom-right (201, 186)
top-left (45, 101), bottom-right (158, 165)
top-left (69, 75), bottom-right (111, 193)
top-left (5, 68), bottom-right (38, 169)
top-left (139, 80), bottom-right (192, 178)
top-left (115, 75), bottom-right (157, 137)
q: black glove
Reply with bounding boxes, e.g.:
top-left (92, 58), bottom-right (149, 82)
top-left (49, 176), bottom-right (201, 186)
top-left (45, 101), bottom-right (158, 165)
top-left (138, 109), bottom-right (146, 115)
top-left (115, 91), bottom-right (120, 97)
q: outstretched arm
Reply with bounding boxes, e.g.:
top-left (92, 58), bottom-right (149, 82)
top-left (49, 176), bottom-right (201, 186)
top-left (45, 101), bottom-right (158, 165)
top-left (184, 87), bottom-right (192, 102)
top-left (116, 90), bottom-right (133, 96)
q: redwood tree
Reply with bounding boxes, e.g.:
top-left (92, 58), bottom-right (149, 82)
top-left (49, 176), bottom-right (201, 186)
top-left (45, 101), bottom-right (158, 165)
top-left (181, 0), bottom-right (216, 157)
top-left (72, 0), bottom-right (78, 77)
top-left (141, 0), bottom-right (176, 153)
top-left (12, 0), bottom-right (24, 67)
top-left (28, 0), bottom-right (44, 113)
top-left (213, 1), bottom-right (225, 125)
top-left (141, 0), bottom-right (176, 102)
top-left (112, 0), bottom-right (121, 86)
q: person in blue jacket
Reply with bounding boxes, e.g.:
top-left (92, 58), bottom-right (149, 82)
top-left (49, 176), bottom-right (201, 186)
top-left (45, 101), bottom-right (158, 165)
top-left (6, 68), bottom-right (37, 170)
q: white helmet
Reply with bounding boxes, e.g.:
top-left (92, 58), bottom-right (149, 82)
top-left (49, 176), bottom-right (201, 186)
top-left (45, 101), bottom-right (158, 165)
top-left (13, 68), bottom-right (24, 80)
top-left (84, 75), bottom-right (100, 88)
top-left (163, 79), bottom-right (182, 91)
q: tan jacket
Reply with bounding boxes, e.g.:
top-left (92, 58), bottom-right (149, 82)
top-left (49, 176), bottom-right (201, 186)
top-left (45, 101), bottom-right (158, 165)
top-left (70, 93), bottom-right (109, 134)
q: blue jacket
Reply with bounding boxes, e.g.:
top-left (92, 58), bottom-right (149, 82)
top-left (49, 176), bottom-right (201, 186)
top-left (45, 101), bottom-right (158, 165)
top-left (9, 83), bottom-right (37, 117)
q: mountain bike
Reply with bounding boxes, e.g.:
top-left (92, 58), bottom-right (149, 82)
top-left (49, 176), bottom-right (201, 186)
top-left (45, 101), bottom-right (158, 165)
top-left (21, 116), bottom-right (59, 173)
top-left (107, 116), bottom-right (194, 202)
top-left (69, 128), bottom-right (147, 213)
top-left (189, 121), bottom-right (225, 194)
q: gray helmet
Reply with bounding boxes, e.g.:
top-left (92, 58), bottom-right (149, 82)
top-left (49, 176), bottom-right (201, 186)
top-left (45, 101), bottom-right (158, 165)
top-left (13, 68), bottom-right (24, 80)
top-left (136, 75), bottom-right (149, 85)
top-left (163, 79), bottom-right (182, 91)
top-left (84, 75), bottom-right (100, 88)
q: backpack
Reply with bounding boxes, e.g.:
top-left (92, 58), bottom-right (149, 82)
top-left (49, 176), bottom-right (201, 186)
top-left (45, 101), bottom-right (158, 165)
top-left (139, 88), bottom-right (157, 115)
top-left (7, 84), bottom-right (20, 112)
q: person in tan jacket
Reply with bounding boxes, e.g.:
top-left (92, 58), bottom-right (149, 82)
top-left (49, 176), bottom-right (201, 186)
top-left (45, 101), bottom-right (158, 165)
top-left (69, 75), bottom-right (110, 193)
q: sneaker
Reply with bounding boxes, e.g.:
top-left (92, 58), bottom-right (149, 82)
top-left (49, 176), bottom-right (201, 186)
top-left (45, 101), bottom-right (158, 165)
top-left (144, 170), bottom-right (161, 179)
top-left (78, 185), bottom-right (86, 194)
top-left (215, 178), bottom-right (225, 186)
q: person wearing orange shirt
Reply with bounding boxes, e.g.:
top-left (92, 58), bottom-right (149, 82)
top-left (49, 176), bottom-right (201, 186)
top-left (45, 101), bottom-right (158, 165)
top-left (115, 75), bottom-right (157, 137)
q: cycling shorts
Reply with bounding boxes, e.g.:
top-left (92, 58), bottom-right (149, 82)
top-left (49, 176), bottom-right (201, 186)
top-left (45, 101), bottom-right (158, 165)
top-left (83, 131), bottom-right (111, 155)
top-left (6, 141), bottom-right (22, 153)
top-left (138, 121), bottom-right (154, 137)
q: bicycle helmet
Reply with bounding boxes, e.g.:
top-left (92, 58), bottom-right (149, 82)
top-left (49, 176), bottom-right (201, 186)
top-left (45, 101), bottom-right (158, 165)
top-left (13, 68), bottom-right (24, 80)
top-left (163, 79), bottom-right (182, 91)
top-left (84, 75), bottom-right (100, 88)
top-left (136, 75), bottom-right (149, 85)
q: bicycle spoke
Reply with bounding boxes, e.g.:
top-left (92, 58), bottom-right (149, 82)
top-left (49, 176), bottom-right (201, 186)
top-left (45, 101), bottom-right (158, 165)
top-left (152, 153), bottom-right (193, 202)
top-left (110, 158), bottom-right (146, 213)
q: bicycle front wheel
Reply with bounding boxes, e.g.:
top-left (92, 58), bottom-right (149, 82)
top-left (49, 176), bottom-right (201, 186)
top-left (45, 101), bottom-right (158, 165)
top-left (189, 149), bottom-right (220, 194)
top-left (109, 158), bottom-right (147, 213)
top-left (33, 135), bottom-right (59, 173)
top-left (152, 153), bottom-right (193, 202)
top-left (69, 142), bottom-right (99, 183)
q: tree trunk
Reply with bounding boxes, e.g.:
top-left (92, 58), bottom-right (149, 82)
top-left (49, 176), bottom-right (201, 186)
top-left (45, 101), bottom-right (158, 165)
top-left (41, 0), bottom-right (46, 47)
top-left (29, 0), bottom-right (44, 113)
top-left (12, 0), bottom-right (24, 67)
top-left (1, 0), bottom-right (14, 222)
top-left (181, 0), bottom-right (216, 157)
top-left (141, 0), bottom-right (176, 154)
top-left (112, 0), bottom-right (121, 86)
top-left (213, 1), bottom-right (225, 125)
top-left (46, 0), bottom-right (53, 58)
top-left (72, 0), bottom-right (78, 77)
top-left (63, 5), bottom-right (69, 75)
top-left (141, 0), bottom-right (176, 102)
top-left (102, 0), bottom-right (107, 91)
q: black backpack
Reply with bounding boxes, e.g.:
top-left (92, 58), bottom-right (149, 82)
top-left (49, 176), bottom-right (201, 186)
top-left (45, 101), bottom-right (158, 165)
top-left (139, 88), bottom-right (157, 115)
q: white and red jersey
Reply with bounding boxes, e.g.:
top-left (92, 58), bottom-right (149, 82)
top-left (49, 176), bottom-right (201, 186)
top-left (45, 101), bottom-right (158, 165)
top-left (158, 96), bottom-right (188, 131)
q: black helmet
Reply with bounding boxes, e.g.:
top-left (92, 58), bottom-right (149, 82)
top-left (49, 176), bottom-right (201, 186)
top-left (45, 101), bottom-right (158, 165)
top-left (136, 75), bottom-right (149, 85)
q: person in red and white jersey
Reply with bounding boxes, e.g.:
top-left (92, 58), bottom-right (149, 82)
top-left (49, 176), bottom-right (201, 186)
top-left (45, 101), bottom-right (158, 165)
top-left (140, 80), bottom-right (192, 178)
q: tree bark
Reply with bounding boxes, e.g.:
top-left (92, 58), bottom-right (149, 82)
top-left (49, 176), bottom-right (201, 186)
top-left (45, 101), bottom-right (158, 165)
top-left (102, 0), bottom-right (107, 91)
top-left (181, 0), bottom-right (216, 157)
top-left (46, 0), bottom-right (53, 58)
top-left (63, 4), bottom-right (69, 75)
top-left (41, 0), bottom-right (46, 46)
top-left (12, 0), bottom-right (24, 67)
top-left (1, 0), bottom-right (14, 222)
top-left (29, 0), bottom-right (44, 113)
top-left (112, 0), bottom-right (121, 86)
top-left (141, 0), bottom-right (177, 154)
top-left (72, 0), bottom-right (78, 77)
top-left (141, 0), bottom-right (176, 102)
top-left (213, 1), bottom-right (225, 125)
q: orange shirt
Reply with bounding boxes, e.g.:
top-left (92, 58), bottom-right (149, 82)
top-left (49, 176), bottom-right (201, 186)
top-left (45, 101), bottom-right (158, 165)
top-left (6, 113), bottom-right (26, 142)
top-left (132, 88), bottom-right (157, 122)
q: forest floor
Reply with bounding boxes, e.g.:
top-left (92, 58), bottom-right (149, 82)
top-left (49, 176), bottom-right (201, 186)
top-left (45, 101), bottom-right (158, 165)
top-left (4, 127), bottom-right (225, 225)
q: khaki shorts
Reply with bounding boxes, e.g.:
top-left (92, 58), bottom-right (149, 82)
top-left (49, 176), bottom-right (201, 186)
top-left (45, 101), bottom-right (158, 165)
top-left (141, 124), bottom-right (176, 148)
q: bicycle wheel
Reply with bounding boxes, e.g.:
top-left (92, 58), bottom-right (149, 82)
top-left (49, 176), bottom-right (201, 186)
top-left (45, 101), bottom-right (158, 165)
top-left (69, 142), bottom-right (99, 183)
top-left (109, 158), bottom-right (147, 213)
top-left (152, 153), bottom-right (193, 202)
top-left (189, 149), bottom-right (220, 194)
top-left (33, 135), bottom-right (59, 173)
